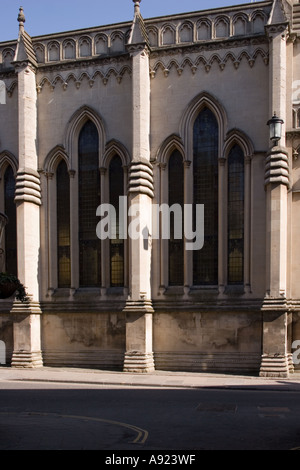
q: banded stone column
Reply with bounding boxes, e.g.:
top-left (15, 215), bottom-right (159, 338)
top-left (123, 0), bottom-right (155, 372)
top-left (10, 8), bottom-right (43, 368)
top-left (260, 3), bottom-right (291, 377)
top-left (260, 146), bottom-right (291, 377)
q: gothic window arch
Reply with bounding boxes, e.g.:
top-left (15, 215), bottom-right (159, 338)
top-left (251, 11), bottom-right (266, 34)
top-left (79, 36), bottom-right (92, 57)
top-left (78, 120), bottom-right (101, 287)
top-left (2, 49), bottom-right (14, 68)
top-left (95, 34), bottom-right (108, 55)
top-left (162, 24), bottom-right (176, 46)
top-left (197, 20), bottom-right (212, 41)
top-left (215, 16), bottom-right (230, 39)
top-left (147, 26), bottom-right (158, 47)
top-left (168, 150), bottom-right (184, 286)
top-left (56, 159), bottom-right (71, 288)
top-left (223, 130), bottom-right (253, 291)
top-left (157, 97), bottom-right (252, 295)
top-left (43, 147), bottom-right (72, 292)
top-left (193, 107), bottom-right (219, 286)
top-left (110, 31), bottom-right (125, 53)
top-left (109, 155), bottom-right (124, 287)
top-left (0, 154), bottom-right (18, 277)
top-left (48, 41), bottom-right (60, 62)
top-left (4, 165), bottom-right (17, 276)
top-left (233, 14), bottom-right (248, 36)
top-left (179, 22), bottom-right (193, 43)
top-left (63, 39), bottom-right (76, 60)
top-left (227, 144), bottom-right (245, 285)
top-left (34, 43), bottom-right (45, 63)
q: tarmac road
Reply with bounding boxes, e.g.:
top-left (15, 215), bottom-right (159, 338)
top-left (1, 369), bottom-right (300, 451)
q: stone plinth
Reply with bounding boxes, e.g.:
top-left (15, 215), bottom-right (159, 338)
top-left (11, 301), bottom-right (43, 368)
top-left (123, 300), bottom-right (155, 373)
top-left (259, 309), bottom-right (291, 378)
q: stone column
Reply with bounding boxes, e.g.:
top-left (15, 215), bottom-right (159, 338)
top-left (260, 146), bottom-right (291, 377)
top-left (123, 1), bottom-right (155, 372)
top-left (10, 9), bottom-right (43, 368)
top-left (260, 9), bottom-right (291, 378)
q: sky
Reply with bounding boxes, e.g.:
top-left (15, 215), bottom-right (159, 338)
top-left (0, 0), bottom-right (258, 42)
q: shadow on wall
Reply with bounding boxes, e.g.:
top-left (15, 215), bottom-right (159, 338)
top-left (0, 340), bottom-right (5, 365)
top-left (0, 81), bottom-right (5, 105)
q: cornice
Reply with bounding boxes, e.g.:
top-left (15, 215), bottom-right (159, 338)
top-left (265, 21), bottom-right (290, 38)
top-left (143, 1), bottom-right (273, 26)
top-left (13, 60), bottom-right (37, 74)
top-left (36, 63), bottom-right (132, 93)
top-left (126, 43), bottom-right (151, 55)
top-left (287, 130), bottom-right (300, 139)
top-left (149, 34), bottom-right (268, 59)
top-left (150, 45), bottom-right (268, 78)
top-left (30, 22), bottom-right (132, 44)
top-left (36, 52), bottom-right (130, 74)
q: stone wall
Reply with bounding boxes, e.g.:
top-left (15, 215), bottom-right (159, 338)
top-left (41, 311), bottom-right (126, 370)
top-left (153, 311), bottom-right (262, 373)
top-left (0, 310), bottom-right (13, 365)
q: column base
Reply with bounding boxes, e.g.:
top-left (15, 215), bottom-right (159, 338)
top-left (11, 350), bottom-right (43, 368)
top-left (123, 299), bottom-right (154, 314)
top-left (11, 300), bottom-right (43, 369)
top-left (123, 352), bottom-right (155, 373)
top-left (123, 299), bottom-right (155, 373)
top-left (259, 354), bottom-right (290, 378)
top-left (288, 353), bottom-right (294, 374)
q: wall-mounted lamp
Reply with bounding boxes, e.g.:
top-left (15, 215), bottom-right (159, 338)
top-left (267, 112), bottom-right (284, 147)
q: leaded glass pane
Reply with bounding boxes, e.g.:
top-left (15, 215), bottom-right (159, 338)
top-left (193, 107), bottom-right (218, 285)
top-left (169, 150), bottom-right (184, 286)
top-left (57, 160), bottom-right (71, 288)
top-left (109, 155), bottom-right (124, 287)
top-left (228, 144), bottom-right (244, 284)
top-left (4, 166), bottom-right (17, 276)
top-left (79, 120), bottom-right (101, 287)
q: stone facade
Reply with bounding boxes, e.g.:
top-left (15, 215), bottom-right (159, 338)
top-left (0, 0), bottom-right (300, 376)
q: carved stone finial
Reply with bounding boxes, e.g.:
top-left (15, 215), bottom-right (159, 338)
top-left (18, 6), bottom-right (25, 29)
top-left (133, 0), bottom-right (141, 14)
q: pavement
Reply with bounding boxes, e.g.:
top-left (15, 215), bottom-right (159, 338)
top-left (1, 366), bottom-right (300, 391)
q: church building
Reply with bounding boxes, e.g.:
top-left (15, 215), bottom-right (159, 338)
top-left (0, 0), bottom-right (299, 377)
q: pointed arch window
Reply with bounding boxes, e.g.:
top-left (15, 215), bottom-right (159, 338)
top-left (4, 166), bottom-right (17, 275)
top-left (227, 144), bottom-right (244, 285)
top-left (168, 150), bottom-right (184, 286)
top-left (78, 120), bottom-right (101, 287)
top-left (109, 155), bottom-right (124, 287)
top-left (193, 107), bottom-right (219, 285)
top-left (57, 160), bottom-right (71, 288)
